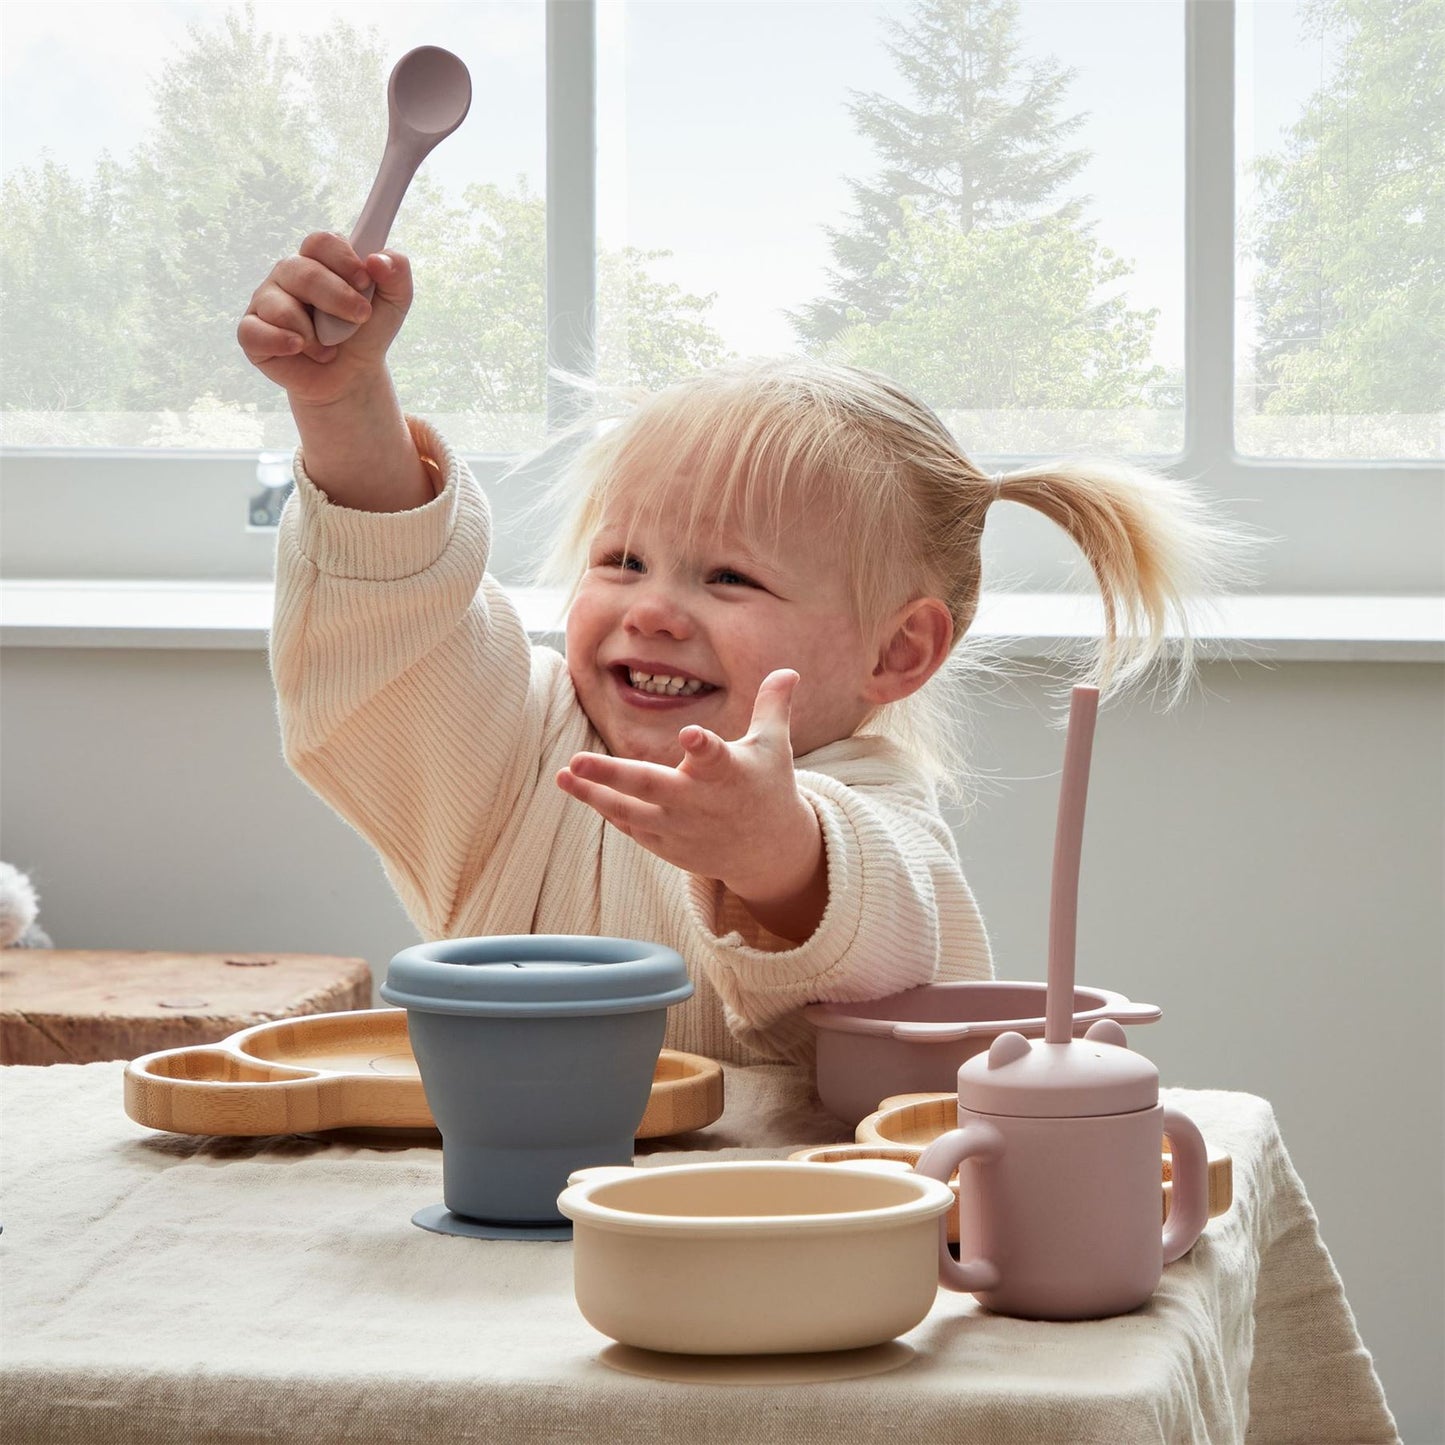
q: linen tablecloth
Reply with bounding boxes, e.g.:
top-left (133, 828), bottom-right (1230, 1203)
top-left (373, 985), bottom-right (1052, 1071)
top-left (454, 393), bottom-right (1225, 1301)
top-left (0, 1061), bottom-right (1397, 1444)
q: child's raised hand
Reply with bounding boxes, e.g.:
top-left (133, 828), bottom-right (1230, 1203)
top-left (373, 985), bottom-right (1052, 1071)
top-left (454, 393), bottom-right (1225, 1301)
top-left (237, 232), bottom-right (413, 407)
top-left (556, 669), bottom-right (827, 940)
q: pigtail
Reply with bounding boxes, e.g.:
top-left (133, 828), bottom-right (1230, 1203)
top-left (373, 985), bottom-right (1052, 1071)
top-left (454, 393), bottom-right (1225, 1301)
top-left (992, 460), bottom-right (1248, 702)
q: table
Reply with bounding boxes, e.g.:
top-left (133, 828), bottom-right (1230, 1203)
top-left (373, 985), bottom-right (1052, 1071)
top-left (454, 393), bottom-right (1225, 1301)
top-left (0, 1062), bottom-right (1398, 1444)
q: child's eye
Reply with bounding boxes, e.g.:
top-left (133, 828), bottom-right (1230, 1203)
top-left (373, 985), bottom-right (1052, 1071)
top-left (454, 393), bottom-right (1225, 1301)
top-left (709, 568), bottom-right (756, 588)
top-left (596, 551), bottom-right (644, 573)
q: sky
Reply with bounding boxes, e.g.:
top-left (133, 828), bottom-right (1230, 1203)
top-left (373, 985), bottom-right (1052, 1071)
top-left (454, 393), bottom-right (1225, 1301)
top-left (1, 0), bottom-right (1329, 371)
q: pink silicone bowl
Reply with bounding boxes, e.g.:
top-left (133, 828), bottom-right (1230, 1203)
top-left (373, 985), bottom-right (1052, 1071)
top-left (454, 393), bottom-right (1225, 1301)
top-left (805, 981), bottom-right (1161, 1126)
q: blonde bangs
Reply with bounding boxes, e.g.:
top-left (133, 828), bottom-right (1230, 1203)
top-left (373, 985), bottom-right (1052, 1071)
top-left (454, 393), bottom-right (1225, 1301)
top-left (538, 361), bottom-right (934, 628)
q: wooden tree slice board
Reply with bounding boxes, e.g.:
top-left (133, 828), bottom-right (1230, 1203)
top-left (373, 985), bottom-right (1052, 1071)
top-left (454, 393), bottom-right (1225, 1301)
top-left (123, 1007), bottom-right (724, 1140)
top-left (847, 1091), bottom-right (1233, 1233)
top-left (0, 950), bottom-right (373, 1064)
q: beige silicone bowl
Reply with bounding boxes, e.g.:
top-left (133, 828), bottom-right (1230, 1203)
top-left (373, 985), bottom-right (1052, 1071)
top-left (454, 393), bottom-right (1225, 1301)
top-left (556, 1159), bottom-right (956, 1354)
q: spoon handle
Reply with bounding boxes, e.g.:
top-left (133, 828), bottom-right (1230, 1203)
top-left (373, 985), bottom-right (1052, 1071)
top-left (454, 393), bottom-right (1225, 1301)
top-left (314, 138), bottom-right (423, 346)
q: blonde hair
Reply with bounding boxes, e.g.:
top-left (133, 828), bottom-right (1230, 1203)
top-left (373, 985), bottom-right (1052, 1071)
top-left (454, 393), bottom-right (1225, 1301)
top-left (532, 357), bottom-right (1245, 792)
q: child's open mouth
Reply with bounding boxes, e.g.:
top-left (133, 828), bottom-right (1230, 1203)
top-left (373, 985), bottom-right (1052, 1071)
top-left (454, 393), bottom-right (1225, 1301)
top-left (613, 665), bottom-right (719, 701)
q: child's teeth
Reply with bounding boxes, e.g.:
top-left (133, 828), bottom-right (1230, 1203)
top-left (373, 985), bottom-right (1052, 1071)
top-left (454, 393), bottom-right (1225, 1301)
top-left (628, 670), bottom-right (704, 696)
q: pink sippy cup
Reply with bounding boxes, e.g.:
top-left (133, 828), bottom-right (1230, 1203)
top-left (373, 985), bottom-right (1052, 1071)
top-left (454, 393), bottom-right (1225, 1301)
top-left (914, 687), bottom-right (1210, 1320)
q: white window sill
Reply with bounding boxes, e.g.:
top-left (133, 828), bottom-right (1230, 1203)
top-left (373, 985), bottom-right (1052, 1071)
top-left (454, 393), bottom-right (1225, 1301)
top-left (1, 579), bottom-right (1441, 663)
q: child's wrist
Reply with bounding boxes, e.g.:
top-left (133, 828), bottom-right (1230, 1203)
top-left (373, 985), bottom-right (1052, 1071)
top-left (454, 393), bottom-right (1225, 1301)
top-left (726, 801), bottom-right (827, 943)
top-left (290, 372), bottom-right (433, 512)
top-left (289, 366), bottom-right (394, 427)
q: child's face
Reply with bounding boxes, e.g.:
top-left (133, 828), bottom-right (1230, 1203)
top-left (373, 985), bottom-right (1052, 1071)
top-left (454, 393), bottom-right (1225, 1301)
top-left (566, 491), bottom-right (881, 766)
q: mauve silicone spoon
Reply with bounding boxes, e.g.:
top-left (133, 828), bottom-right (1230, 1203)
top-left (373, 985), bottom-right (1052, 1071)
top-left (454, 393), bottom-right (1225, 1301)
top-left (313, 45), bottom-right (472, 346)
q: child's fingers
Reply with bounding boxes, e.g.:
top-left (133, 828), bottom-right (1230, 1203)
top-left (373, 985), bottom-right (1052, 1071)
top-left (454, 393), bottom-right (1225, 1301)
top-left (564, 751), bottom-right (677, 803)
top-left (677, 726), bottom-right (731, 775)
top-left (362, 249), bottom-right (412, 309)
top-left (298, 229), bottom-right (371, 287)
top-left (236, 312), bottom-right (306, 363)
top-left (746, 669), bottom-right (800, 744)
top-left (241, 283), bottom-right (339, 364)
top-left (272, 253), bottom-right (374, 329)
top-left (555, 768), bottom-right (664, 837)
top-left (248, 281), bottom-right (321, 340)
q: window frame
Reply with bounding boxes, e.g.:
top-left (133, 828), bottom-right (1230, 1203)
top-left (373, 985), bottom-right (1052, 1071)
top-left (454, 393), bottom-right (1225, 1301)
top-left (1, 0), bottom-right (1439, 595)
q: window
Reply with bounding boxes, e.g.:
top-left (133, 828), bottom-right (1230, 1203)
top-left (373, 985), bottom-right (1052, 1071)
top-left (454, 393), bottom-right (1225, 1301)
top-left (598, 0), bottom-right (1185, 457)
top-left (1, 1), bottom-right (1440, 593)
top-left (1236, 0), bottom-right (1440, 461)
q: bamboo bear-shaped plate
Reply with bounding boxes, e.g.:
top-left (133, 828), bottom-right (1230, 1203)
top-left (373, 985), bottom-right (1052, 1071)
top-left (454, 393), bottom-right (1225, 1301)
top-left (123, 1007), bottom-right (724, 1139)
top-left (791, 1092), bottom-right (1232, 1241)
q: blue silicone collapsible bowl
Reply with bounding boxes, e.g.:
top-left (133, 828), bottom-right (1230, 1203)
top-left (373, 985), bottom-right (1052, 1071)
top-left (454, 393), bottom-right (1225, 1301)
top-left (381, 935), bottom-right (693, 1239)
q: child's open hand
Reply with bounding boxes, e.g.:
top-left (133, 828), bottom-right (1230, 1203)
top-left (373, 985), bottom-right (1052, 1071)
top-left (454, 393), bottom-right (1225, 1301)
top-left (237, 232), bottom-right (413, 408)
top-left (556, 669), bottom-right (827, 941)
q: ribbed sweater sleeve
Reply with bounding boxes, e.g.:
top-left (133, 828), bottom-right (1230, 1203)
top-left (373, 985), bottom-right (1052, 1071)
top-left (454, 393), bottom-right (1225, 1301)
top-left (269, 416), bottom-right (583, 940)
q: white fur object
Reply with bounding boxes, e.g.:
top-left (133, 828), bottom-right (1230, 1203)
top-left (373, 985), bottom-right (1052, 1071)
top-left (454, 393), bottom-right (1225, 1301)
top-left (0, 861), bottom-right (50, 948)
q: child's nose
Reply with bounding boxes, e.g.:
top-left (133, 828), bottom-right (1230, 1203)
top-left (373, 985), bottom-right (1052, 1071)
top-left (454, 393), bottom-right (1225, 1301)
top-left (623, 579), bottom-right (693, 638)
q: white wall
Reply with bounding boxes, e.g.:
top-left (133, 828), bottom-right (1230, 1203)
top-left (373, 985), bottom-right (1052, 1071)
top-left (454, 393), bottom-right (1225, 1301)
top-left (1, 643), bottom-right (1440, 1439)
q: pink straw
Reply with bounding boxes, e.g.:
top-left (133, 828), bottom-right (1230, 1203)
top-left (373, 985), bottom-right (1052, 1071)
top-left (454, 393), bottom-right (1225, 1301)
top-left (1046, 686), bottom-right (1100, 1045)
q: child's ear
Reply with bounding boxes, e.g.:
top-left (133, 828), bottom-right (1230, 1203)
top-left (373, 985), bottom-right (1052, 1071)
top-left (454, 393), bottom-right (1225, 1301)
top-left (863, 597), bottom-right (953, 705)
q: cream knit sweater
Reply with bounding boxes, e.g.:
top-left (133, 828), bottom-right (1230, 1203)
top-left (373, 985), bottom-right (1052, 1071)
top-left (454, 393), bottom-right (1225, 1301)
top-left (270, 417), bottom-right (993, 1066)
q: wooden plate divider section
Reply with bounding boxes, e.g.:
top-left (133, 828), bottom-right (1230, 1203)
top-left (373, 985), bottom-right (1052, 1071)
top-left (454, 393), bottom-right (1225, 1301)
top-left (123, 1007), bottom-right (724, 1140)
top-left (795, 1092), bottom-right (1233, 1240)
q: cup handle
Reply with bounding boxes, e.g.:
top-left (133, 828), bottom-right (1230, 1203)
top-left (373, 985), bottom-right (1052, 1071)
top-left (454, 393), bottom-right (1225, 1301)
top-left (1161, 1107), bottom-right (1210, 1263)
top-left (914, 1121), bottom-right (1005, 1293)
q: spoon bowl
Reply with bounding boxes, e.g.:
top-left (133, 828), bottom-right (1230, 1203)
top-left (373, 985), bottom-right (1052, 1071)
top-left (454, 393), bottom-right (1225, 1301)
top-left (391, 46), bottom-right (472, 137)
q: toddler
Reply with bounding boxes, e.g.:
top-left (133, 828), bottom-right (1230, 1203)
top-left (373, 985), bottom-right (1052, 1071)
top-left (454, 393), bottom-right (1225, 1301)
top-left (240, 234), bottom-right (1236, 1070)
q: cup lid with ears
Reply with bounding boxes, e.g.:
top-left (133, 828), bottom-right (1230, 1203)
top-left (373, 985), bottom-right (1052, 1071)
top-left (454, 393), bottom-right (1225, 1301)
top-left (957, 1021), bottom-right (1159, 1118)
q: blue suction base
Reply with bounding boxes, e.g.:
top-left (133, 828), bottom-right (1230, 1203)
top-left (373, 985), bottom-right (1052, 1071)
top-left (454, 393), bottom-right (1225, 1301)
top-left (411, 1202), bottom-right (572, 1241)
